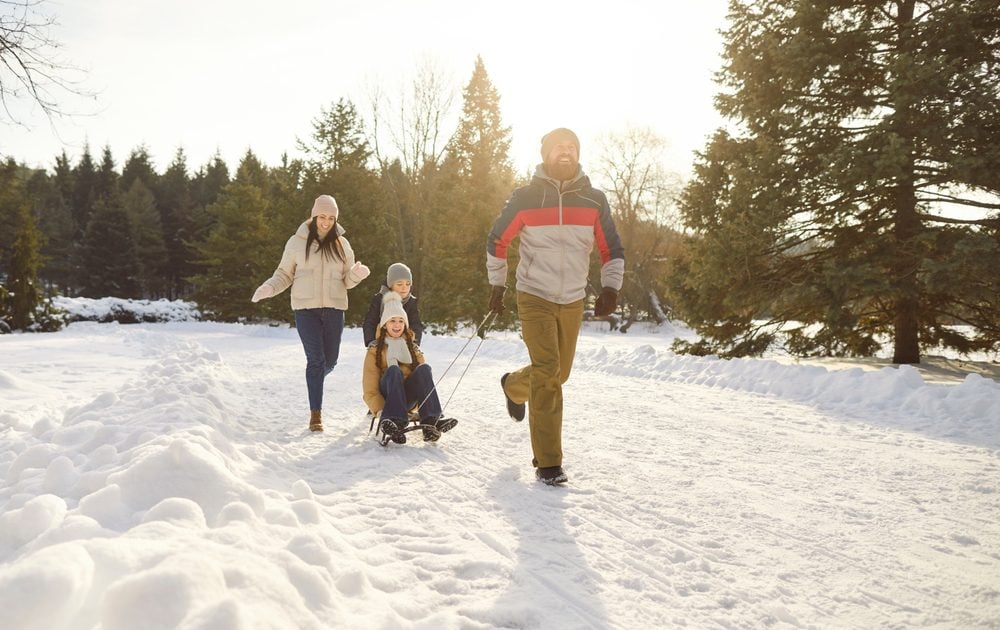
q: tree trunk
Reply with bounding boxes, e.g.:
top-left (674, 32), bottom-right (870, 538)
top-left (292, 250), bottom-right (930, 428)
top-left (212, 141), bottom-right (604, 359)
top-left (891, 0), bottom-right (921, 365)
top-left (891, 170), bottom-right (920, 364)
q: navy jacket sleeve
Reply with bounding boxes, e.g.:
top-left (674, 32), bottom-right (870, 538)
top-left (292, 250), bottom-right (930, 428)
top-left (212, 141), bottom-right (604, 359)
top-left (405, 296), bottom-right (423, 345)
top-left (362, 292), bottom-right (382, 347)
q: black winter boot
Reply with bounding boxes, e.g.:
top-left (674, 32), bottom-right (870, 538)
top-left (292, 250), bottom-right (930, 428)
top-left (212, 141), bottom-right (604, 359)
top-left (379, 418), bottom-right (407, 444)
top-left (501, 373), bottom-right (525, 422)
top-left (535, 466), bottom-right (568, 485)
top-left (421, 417), bottom-right (458, 441)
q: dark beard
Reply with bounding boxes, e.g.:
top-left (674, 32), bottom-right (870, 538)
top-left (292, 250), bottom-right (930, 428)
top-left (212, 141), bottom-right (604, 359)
top-left (544, 159), bottom-right (579, 182)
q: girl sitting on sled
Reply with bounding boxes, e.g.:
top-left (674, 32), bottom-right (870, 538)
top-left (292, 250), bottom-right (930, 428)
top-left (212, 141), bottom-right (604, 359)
top-left (362, 292), bottom-right (457, 444)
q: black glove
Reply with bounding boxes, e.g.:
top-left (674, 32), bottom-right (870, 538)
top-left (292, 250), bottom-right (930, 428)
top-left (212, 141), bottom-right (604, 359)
top-left (593, 287), bottom-right (618, 317)
top-left (488, 285), bottom-right (506, 315)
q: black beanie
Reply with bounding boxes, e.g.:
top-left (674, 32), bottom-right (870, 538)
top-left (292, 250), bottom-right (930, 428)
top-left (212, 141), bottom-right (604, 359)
top-left (540, 128), bottom-right (580, 159)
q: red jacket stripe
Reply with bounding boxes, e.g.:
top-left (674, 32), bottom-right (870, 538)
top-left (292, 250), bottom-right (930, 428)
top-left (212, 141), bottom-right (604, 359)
top-left (493, 213), bottom-right (525, 259)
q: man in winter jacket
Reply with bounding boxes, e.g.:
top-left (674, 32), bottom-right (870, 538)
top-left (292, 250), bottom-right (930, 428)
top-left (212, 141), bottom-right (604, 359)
top-left (486, 127), bottom-right (625, 485)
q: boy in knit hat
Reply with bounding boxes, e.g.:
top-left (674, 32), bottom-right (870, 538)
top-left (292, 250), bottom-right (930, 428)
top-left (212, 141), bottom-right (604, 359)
top-left (362, 292), bottom-right (456, 444)
top-left (362, 262), bottom-right (424, 347)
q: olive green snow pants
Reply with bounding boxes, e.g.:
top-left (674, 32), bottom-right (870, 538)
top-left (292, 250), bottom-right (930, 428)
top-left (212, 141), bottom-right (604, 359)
top-left (503, 291), bottom-right (584, 468)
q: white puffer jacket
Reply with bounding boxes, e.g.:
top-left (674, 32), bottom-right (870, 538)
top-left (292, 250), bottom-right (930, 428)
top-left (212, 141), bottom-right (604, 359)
top-left (262, 221), bottom-right (367, 310)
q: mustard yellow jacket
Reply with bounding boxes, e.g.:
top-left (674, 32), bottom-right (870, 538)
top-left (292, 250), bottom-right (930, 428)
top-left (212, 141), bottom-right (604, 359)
top-left (362, 341), bottom-right (425, 415)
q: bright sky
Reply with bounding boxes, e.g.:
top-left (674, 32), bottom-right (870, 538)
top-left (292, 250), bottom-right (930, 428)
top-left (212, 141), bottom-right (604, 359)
top-left (4, 0), bottom-right (730, 177)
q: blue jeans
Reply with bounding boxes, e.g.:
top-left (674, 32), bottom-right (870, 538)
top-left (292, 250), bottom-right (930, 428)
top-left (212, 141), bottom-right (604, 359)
top-left (379, 364), bottom-right (442, 423)
top-left (294, 308), bottom-right (344, 411)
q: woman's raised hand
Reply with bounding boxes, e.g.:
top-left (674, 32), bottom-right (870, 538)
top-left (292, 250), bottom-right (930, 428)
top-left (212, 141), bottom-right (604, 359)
top-left (251, 284), bottom-right (274, 303)
top-left (349, 261), bottom-right (371, 282)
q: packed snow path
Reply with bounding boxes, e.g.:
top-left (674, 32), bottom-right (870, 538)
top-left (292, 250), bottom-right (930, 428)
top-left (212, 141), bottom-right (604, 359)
top-left (1, 322), bottom-right (998, 629)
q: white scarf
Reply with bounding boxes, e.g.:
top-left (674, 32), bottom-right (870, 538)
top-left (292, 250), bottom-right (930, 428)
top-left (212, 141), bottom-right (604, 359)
top-left (384, 337), bottom-right (413, 368)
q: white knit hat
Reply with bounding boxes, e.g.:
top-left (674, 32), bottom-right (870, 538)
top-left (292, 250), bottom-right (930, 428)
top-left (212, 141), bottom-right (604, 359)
top-left (310, 194), bottom-right (339, 218)
top-left (379, 291), bottom-right (408, 329)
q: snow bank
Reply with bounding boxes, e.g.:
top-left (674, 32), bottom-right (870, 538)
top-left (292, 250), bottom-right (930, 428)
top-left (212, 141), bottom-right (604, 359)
top-left (52, 297), bottom-right (200, 323)
top-left (575, 344), bottom-right (1000, 449)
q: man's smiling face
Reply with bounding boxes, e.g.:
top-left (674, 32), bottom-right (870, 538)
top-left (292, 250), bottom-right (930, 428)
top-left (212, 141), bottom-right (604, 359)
top-left (544, 141), bottom-right (579, 181)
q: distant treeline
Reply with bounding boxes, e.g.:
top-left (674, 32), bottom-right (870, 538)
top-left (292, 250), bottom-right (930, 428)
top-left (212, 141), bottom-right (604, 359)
top-left (0, 57), bottom-right (680, 336)
top-left (6, 0), bottom-right (1000, 366)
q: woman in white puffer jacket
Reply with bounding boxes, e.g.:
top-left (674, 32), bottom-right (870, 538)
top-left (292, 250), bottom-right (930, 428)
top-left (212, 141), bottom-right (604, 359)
top-left (251, 194), bottom-right (371, 432)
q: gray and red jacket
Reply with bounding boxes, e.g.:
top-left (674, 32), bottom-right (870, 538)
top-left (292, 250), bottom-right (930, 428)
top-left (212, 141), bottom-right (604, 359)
top-left (486, 165), bottom-right (625, 304)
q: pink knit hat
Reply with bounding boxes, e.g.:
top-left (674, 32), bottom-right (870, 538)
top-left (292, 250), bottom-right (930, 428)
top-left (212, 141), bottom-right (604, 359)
top-left (311, 195), bottom-right (339, 218)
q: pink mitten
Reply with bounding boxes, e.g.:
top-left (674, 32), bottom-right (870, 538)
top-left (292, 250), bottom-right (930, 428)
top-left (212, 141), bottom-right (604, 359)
top-left (350, 261), bottom-right (371, 282)
top-left (251, 284), bottom-right (274, 303)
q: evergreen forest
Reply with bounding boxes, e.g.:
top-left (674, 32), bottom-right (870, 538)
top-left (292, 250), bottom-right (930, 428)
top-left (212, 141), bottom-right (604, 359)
top-left (2, 1), bottom-right (999, 365)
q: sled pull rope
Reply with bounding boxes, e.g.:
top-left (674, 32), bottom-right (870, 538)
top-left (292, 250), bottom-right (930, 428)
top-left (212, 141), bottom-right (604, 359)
top-left (415, 310), bottom-right (497, 414)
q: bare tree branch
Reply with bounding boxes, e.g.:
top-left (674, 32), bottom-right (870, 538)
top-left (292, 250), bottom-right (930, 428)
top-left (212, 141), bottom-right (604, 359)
top-left (362, 56), bottom-right (456, 178)
top-left (916, 213), bottom-right (1000, 228)
top-left (916, 191), bottom-right (1000, 211)
top-left (594, 126), bottom-right (685, 325)
top-left (0, 0), bottom-right (93, 127)
top-left (359, 57), bottom-right (457, 267)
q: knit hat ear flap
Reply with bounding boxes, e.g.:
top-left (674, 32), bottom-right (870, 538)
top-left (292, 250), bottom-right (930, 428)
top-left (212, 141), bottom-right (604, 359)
top-left (379, 291), bottom-right (409, 329)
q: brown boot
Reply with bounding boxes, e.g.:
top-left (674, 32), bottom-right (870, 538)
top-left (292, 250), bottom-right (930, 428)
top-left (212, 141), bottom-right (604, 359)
top-left (309, 410), bottom-right (323, 432)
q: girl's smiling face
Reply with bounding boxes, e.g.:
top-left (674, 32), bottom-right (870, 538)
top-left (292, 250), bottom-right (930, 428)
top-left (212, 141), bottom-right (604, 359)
top-left (385, 316), bottom-right (406, 338)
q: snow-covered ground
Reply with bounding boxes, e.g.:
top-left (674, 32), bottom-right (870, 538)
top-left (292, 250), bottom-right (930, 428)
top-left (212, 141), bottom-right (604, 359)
top-left (1, 303), bottom-right (998, 628)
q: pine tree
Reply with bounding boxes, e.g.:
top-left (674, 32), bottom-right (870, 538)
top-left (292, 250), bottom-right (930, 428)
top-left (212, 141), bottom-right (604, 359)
top-left (157, 148), bottom-right (195, 297)
top-left (0, 159), bottom-right (42, 329)
top-left (71, 144), bottom-right (98, 240)
top-left (270, 153), bottom-right (310, 235)
top-left (52, 151), bottom-right (75, 225)
top-left (190, 153), bottom-right (230, 240)
top-left (189, 151), bottom-right (284, 322)
top-left (78, 203), bottom-right (140, 298)
top-left (95, 145), bottom-right (119, 203)
top-left (446, 57), bottom-right (513, 184)
top-left (0, 160), bottom-right (62, 333)
top-left (120, 179), bottom-right (169, 297)
top-left (299, 99), bottom-right (372, 173)
top-left (191, 153), bottom-right (230, 209)
top-left (121, 146), bottom-right (158, 193)
top-left (678, 0), bottom-right (1000, 363)
top-left (0, 158), bottom-right (20, 273)
top-left (24, 153), bottom-right (78, 294)
top-left (25, 168), bottom-right (73, 293)
top-left (8, 203), bottom-right (43, 329)
top-left (430, 56), bottom-right (515, 328)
